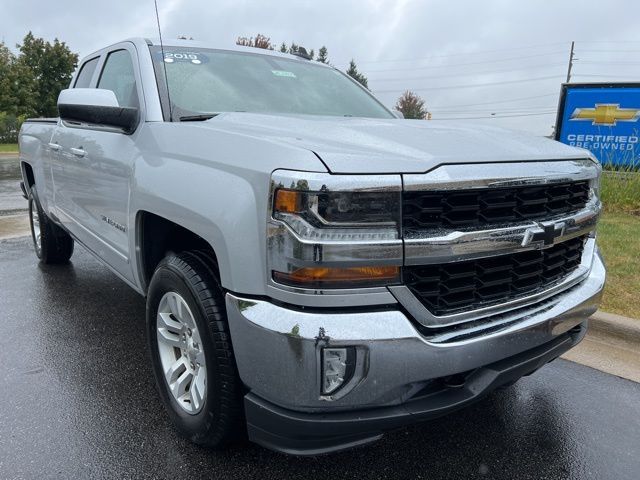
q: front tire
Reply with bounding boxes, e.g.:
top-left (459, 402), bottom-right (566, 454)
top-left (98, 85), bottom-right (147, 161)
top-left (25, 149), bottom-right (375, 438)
top-left (28, 188), bottom-right (74, 264)
top-left (147, 251), bottom-right (243, 447)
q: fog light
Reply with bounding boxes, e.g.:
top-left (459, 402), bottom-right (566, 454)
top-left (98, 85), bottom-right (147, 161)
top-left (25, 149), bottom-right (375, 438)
top-left (322, 347), bottom-right (355, 395)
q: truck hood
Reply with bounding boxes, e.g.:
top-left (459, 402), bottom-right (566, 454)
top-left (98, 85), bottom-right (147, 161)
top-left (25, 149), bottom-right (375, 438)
top-left (204, 112), bottom-right (589, 174)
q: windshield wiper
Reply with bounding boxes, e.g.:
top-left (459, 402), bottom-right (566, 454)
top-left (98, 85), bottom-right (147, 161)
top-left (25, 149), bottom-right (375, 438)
top-left (178, 113), bottom-right (220, 122)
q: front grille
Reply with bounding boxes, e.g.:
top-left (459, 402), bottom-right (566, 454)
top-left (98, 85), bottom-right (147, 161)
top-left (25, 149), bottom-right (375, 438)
top-left (404, 236), bottom-right (586, 317)
top-left (403, 181), bottom-right (590, 232)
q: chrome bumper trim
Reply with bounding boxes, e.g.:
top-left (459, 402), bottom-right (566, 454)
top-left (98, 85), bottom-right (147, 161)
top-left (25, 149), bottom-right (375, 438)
top-left (403, 198), bottom-right (601, 265)
top-left (402, 159), bottom-right (600, 191)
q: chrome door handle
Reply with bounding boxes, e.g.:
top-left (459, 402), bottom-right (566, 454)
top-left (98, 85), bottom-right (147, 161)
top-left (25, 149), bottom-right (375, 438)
top-left (70, 147), bottom-right (86, 158)
top-left (48, 143), bottom-right (62, 151)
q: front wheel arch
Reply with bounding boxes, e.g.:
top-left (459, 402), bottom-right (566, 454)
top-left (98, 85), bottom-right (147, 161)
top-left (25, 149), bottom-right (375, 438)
top-left (135, 211), bottom-right (225, 294)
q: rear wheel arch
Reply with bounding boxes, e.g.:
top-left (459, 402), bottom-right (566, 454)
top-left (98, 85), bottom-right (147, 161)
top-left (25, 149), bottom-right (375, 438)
top-left (21, 161), bottom-right (35, 194)
top-left (28, 187), bottom-right (74, 264)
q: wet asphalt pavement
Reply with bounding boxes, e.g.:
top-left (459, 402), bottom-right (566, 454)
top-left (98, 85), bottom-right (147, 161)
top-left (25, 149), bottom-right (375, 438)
top-left (1, 236), bottom-right (639, 480)
top-left (0, 156), bottom-right (24, 215)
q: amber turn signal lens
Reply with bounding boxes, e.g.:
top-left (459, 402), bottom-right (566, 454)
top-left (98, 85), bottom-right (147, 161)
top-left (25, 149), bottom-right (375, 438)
top-left (274, 189), bottom-right (302, 213)
top-left (273, 266), bottom-right (400, 289)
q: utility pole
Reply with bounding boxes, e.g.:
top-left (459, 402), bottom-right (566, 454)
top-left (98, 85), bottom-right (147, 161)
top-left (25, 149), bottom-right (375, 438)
top-left (565, 41), bottom-right (575, 84)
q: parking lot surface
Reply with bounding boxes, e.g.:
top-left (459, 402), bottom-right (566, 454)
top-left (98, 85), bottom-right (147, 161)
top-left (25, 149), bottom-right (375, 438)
top-left (1, 236), bottom-right (639, 480)
top-left (0, 156), bottom-right (24, 216)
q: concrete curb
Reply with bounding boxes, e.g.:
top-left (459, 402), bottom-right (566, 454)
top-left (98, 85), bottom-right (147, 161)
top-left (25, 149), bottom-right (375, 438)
top-left (565, 311), bottom-right (640, 383)
top-left (589, 311), bottom-right (640, 345)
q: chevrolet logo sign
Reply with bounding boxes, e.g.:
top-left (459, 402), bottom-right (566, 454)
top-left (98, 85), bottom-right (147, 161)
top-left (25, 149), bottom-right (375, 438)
top-left (570, 104), bottom-right (640, 126)
top-left (522, 222), bottom-right (566, 248)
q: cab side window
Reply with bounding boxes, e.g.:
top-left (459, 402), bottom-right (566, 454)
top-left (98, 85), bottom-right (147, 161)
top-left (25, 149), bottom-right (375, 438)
top-left (97, 50), bottom-right (139, 109)
top-left (74, 57), bottom-right (99, 88)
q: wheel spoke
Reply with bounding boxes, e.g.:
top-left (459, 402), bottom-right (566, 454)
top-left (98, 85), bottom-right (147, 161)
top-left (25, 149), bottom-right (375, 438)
top-left (194, 349), bottom-right (206, 366)
top-left (191, 327), bottom-right (203, 345)
top-left (158, 311), bottom-right (183, 332)
top-left (175, 296), bottom-right (186, 322)
top-left (165, 356), bottom-right (188, 385)
top-left (176, 297), bottom-right (195, 328)
top-left (191, 368), bottom-right (206, 410)
top-left (157, 312), bottom-right (185, 348)
top-left (157, 329), bottom-right (184, 349)
top-left (172, 369), bottom-right (193, 400)
top-left (167, 293), bottom-right (180, 317)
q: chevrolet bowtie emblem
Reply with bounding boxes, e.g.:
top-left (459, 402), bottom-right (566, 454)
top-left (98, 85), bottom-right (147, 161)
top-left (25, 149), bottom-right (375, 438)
top-left (522, 222), bottom-right (566, 248)
top-left (570, 104), bottom-right (640, 126)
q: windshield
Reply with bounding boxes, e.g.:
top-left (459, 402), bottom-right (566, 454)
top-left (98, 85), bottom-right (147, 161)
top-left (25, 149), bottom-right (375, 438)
top-left (149, 46), bottom-right (393, 120)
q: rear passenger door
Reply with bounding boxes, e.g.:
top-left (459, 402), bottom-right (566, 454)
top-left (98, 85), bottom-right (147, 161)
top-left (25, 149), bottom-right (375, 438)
top-left (47, 56), bottom-right (99, 218)
top-left (51, 44), bottom-right (143, 283)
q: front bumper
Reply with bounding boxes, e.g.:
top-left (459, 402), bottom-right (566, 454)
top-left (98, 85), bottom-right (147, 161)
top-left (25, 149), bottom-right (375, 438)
top-left (226, 251), bottom-right (605, 454)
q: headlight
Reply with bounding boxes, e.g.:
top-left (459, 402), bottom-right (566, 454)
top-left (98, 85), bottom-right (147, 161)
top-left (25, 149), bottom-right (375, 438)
top-left (273, 188), bottom-right (400, 241)
top-left (268, 171), bottom-right (403, 290)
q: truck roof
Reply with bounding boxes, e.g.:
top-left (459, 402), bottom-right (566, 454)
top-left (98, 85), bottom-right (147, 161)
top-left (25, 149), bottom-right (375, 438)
top-left (79, 37), bottom-right (330, 68)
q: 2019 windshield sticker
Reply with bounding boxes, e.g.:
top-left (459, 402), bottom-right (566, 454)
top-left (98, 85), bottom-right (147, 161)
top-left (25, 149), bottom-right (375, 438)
top-left (160, 52), bottom-right (208, 64)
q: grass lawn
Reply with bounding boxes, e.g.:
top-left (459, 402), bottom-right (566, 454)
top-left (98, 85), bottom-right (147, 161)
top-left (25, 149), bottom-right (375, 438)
top-left (0, 143), bottom-right (18, 153)
top-left (600, 171), bottom-right (640, 215)
top-left (597, 212), bottom-right (640, 318)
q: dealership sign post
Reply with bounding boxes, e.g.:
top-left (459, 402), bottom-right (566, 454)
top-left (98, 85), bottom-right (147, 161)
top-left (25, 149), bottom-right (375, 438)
top-left (555, 83), bottom-right (640, 168)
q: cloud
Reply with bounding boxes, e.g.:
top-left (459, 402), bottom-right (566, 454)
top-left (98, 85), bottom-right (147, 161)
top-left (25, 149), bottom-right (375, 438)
top-left (2, 0), bottom-right (639, 135)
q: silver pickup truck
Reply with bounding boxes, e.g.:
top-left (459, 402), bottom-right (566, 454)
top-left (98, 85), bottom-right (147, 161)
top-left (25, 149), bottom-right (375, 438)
top-left (18, 37), bottom-right (605, 455)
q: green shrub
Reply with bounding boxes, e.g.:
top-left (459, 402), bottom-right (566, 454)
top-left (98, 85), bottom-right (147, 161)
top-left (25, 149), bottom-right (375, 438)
top-left (0, 112), bottom-right (26, 143)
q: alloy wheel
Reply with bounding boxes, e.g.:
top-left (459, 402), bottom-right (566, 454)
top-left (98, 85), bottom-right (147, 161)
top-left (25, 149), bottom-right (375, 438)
top-left (156, 291), bottom-right (207, 414)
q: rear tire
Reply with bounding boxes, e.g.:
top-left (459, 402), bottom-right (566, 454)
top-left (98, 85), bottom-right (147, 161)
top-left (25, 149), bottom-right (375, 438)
top-left (147, 251), bottom-right (243, 447)
top-left (28, 188), bottom-right (74, 264)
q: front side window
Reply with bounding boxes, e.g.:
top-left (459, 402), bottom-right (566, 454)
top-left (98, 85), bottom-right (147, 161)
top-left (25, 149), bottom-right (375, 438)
top-left (98, 50), bottom-right (139, 108)
top-left (149, 47), bottom-right (393, 120)
top-left (74, 57), bottom-right (99, 88)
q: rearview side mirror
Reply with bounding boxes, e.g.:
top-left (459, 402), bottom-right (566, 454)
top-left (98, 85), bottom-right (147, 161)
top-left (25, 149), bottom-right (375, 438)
top-left (57, 88), bottom-right (139, 134)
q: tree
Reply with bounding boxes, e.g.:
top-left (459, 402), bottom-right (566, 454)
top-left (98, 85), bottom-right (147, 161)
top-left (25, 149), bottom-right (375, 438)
top-left (17, 32), bottom-right (78, 117)
top-left (240, 34), bottom-right (322, 62)
top-left (0, 42), bottom-right (36, 117)
top-left (346, 59), bottom-right (368, 89)
top-left (395, 90), bottom-right (428, 119)
top-left (317, 46), bottom-right (329, 63)
top-left (235, 33), bottom-right (274, 50)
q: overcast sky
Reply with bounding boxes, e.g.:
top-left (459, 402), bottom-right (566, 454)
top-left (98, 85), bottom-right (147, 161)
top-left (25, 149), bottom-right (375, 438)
top-left (3, 0), bottom-right (640, 135)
